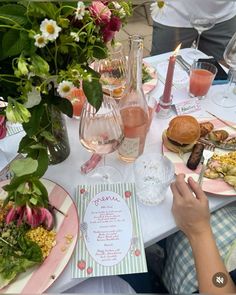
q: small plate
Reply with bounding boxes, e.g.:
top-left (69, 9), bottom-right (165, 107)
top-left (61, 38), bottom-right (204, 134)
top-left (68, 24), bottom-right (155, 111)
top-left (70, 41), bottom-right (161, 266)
top-left (142, 62), bottom-right (158, 95)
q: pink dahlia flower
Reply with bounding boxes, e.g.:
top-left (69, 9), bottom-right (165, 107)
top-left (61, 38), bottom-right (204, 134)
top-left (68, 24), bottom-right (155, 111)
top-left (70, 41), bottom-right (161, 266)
top-left (89, 1), bottom-right (111, 24)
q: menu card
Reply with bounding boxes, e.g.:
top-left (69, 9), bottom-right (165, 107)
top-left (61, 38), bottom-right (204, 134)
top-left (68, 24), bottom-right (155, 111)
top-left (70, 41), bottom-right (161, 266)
top-left (72, 182), bottom-right (147, 278)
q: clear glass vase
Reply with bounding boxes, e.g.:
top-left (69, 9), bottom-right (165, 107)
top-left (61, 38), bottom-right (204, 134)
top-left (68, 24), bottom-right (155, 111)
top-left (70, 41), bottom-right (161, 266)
top-left (47, 105), bottom-right (70, 164)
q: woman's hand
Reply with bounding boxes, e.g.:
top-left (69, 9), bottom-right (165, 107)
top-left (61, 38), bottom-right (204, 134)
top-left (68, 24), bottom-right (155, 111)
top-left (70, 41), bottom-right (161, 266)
top-left (171, 174), bottom-right (211, 241)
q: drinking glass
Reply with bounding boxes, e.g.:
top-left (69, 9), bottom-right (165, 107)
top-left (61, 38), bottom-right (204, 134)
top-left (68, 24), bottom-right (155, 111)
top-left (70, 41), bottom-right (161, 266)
top-left (134, 153), bottom-right (175, 206)
top-left (95, 43), bottom-right (127, 100)
top-left (189, 61), bottom-right (217, 99)
top-left (187, 15), bottom-right (215, 61)
top-left (212, 32), bottom-right (236, 107)
top-left (66, 84), bottom-right (86, 119)
top-left (79, 95), bottom-right (124, 182)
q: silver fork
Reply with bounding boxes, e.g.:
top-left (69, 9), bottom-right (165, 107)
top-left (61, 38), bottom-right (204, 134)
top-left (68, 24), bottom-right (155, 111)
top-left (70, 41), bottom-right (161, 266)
top-left (198, 143), bottom-right (215, 186)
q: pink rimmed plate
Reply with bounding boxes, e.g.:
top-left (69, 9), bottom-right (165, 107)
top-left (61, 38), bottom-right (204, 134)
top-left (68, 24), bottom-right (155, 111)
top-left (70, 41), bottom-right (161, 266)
top-left (162, 117), bottom-right (236, 196)
top-left (0, 178), bottom-right (79, 294)
top-left (142, 62), bottom-right (158, 95)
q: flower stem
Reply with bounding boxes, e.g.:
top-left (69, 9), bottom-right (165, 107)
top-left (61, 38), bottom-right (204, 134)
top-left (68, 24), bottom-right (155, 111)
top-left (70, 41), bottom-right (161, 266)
top-left (54, 40), bottom-right (59, 74)
top-left (0, 24), bottom-right (29, 33)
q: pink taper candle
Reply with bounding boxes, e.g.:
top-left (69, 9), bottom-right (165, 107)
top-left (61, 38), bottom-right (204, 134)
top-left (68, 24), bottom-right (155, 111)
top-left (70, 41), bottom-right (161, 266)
top-left (162, 44), bottom-right (181, 103)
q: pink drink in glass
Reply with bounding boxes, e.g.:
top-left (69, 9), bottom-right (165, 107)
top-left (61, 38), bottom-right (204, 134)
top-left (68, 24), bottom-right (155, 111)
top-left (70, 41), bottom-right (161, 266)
top-left (190, 69), bottom-right (215, 97)
top-left (189, 61), bottom-right (217, 99)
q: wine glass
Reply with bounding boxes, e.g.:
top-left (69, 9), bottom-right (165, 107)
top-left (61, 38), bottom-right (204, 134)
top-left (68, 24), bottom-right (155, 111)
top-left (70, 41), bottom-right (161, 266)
top-left (95, 43), bottom-right (127, 100)
top-left (79, 95), bottom-right (124, 183)
top-left (212, 32), bottom-right (236, 107)
top-left (187, 15), bottom-right (216, 61)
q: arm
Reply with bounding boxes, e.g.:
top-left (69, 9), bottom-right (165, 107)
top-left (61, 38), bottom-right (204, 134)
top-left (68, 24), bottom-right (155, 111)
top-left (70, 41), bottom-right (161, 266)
top-left (171, 174), bottom-right (236, 294)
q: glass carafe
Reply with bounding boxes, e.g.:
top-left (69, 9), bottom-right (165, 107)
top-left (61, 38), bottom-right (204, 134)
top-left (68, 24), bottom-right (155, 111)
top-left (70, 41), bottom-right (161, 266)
top-left (118, 35), bottom-right (149, 163)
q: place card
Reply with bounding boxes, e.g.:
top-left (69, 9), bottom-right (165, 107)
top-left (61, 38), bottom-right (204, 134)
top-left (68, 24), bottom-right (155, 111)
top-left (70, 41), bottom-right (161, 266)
top-left (175, 98), bottom-right (201, 115)
top-left (72, 182), bottom-right (147, 278)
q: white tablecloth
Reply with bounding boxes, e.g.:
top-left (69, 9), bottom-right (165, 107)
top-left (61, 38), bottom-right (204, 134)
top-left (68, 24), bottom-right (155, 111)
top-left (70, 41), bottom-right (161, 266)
top-left (1, 48), bottom-right (236, 293)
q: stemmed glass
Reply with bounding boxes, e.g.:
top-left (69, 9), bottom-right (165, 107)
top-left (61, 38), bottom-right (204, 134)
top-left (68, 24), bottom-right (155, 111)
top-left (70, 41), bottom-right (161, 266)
top-left (187, 15), bottom-right (216, 61)
top-left (79, 95), bottom-right (124, 183)
top-left (212, 32), bottom-right (236, 107)
top-left (95, 43), bottom-right (127, 100)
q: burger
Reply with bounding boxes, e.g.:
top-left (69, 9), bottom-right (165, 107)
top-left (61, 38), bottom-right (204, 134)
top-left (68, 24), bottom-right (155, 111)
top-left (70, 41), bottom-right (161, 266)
top-left (162, 115), bottom-right (200, 153)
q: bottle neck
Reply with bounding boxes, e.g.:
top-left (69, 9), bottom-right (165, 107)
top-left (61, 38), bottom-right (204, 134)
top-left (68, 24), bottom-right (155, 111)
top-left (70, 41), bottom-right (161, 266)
top-left (127, 37), bottom-right (143, 90)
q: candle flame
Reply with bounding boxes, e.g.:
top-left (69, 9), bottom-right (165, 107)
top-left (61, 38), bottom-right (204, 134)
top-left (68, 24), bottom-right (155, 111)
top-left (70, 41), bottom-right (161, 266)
top-left (173, 43), bottom-right (182, 56)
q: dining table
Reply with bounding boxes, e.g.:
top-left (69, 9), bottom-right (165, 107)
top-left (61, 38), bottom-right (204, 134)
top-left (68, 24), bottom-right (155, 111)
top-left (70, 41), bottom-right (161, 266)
top-left (0, 48), bottom-right (236, 293)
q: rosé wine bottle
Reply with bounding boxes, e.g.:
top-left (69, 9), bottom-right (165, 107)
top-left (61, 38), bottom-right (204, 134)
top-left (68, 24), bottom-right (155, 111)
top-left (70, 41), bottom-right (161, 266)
top-left (118, 35), bottom-right (149, 163)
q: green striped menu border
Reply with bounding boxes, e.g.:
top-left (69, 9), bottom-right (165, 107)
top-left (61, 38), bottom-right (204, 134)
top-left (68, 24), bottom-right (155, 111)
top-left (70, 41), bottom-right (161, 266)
top-left (7, 125), bottom-right (24, 136)
top-left (72, 182), bottom-right (147, 278)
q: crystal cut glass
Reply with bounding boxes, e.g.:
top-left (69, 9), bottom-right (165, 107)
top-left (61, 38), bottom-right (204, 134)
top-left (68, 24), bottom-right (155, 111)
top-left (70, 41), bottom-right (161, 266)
top-left (134, 153), bottom-right (175, 206)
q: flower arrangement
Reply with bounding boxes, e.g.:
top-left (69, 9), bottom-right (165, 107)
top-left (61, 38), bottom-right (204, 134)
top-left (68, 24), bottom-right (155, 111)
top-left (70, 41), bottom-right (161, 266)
top-left (0, 1), bottom-right (132, 227)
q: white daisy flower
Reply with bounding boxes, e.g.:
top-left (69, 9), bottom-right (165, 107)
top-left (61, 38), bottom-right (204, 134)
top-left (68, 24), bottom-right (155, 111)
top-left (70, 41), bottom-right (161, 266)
top-left (150, 1), bottom-right (167, 19)
top-left (34, 34), bottom-right (47, 48)
top-left (70, 32), bottom-right (80, 42)
top-left (75, 1), bottom-right (85, 20)
top-left (40, 19), bottom-right (61, 41)
top-left (57, 81), bottom-right (74, 98)
top-left (112, 2), bottom-right (121, 10)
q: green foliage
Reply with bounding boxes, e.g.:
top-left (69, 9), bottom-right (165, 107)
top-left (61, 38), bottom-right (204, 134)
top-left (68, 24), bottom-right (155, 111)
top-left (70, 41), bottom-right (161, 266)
top-left (10, 158), bottom-right (38, 177)
top-left (0, 0), bottom-right (132, 210)
top-left (0, 223), bottom-right (43, 286)
top-left (0, 4), bottom-right (27, 26)
top-left (83, 78), bottom-right (103, 111)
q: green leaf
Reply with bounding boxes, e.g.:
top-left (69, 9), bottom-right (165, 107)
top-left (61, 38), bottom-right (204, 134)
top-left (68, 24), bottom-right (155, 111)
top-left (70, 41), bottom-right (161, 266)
top-left (22, 103), bottom-right (44, 137)
top-left (40, 131), bottom-right (55, 142)
top-left (50, 96), bottom-right (73, 118)
top-left (18, 135), bottom-right (37, 154)
top-left (32, 179), bottom-right (49, 204)
top-left (34, 149), bottom-right (48, 178)
top-left (28, 144), bottom-right (47, 150)
top-left (18, 235), bottom-right (43, 263)
top-left (3, 175), bottom-right (32, 192)
top-left (26, 2), bottom-right (58, 20)
top-left (10, 158), bottom-right (38, 177)
top-left (2, 30), bottom-right (24, 58)
top-left (0, 4), bottom-right (28, 26)
top-left (93, 42), bottom-right (108, 59)
top-left (29, 197), bottom-right (38, 206)
top-left (30, 54), bottom-right (50, 76)
top-left (83, 79), bottom-right (103, 111)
